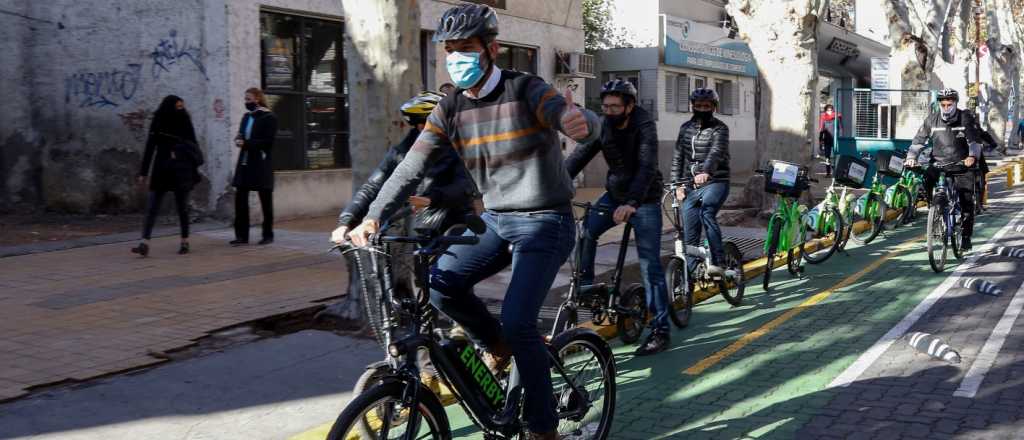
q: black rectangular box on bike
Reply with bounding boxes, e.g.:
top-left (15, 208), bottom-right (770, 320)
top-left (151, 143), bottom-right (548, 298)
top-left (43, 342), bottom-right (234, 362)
top-left (833, 154), bottom-right (870, 188)
top-left (763, 160), bottom-right (809, 197)
top-left (875, 149), bottom-right (907, 178)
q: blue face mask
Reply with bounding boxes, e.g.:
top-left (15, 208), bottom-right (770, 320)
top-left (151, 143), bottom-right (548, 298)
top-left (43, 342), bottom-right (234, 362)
top-left (446, 51), bottom-right (486, 89)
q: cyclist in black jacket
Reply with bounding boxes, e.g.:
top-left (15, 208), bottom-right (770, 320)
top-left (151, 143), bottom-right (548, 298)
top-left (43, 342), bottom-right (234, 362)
top-left (672, 88), bottom-right (731, 276)
top-left (330, 91), bottom-right (474, 242)
top-left (906, 88), bottom-right (982, 251)
top-left (565, 79), bottom-right (670, 356)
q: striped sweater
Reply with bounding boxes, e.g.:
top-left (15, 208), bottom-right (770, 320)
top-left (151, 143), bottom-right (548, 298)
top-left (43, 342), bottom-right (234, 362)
top-left (366, 69), bottom-right (601, 221)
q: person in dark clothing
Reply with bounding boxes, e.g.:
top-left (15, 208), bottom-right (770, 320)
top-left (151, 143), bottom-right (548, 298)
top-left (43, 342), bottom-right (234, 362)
top-left (672, 88), bottom-right (731, 276)
top-left (819, 104), bottom-right (842, 176)
top-left (232, 87), bottom-right (278, 246)
top-left (330, 91), bottom-right (474, 242)
top-left (906, 88), bottom-right (981, 251)
top-left (132, 95), bottom-right (204, 257)
top-left (564, 78), bottom-right (671, 356)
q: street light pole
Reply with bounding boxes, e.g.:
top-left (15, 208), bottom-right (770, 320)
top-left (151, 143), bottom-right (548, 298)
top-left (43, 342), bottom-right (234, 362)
top-left (974, 0), bottom-right (982, 112)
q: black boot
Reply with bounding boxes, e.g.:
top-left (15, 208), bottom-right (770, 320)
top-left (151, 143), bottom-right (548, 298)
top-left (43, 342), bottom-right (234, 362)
top-left (178, 242), bottom-right (190, 255)
top-left (131, 242), bottom-right (149, 257)
top-left (961, 236), bottom-right (972, 252)
top-left (634, 331), bottom-right (670, 356)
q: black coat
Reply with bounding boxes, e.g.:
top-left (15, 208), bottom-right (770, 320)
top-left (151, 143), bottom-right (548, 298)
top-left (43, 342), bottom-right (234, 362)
top-left (338, 129), bottom-right (475, 231)
top-left (233, 110), bottom-right (278, 191)
top-left (909, 109), bottom-right (982, 171)
top-left (140, 111), bottom-right (203, 192)
top-left (564, 106), bottom-right (663, 206)
top-left (672, 115), bottom-right (731, 184)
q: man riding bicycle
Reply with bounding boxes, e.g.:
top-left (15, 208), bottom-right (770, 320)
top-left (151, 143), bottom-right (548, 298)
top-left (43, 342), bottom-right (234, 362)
top-left (346, 4), bottom-right (601, 439)
top-left (330, 91), bottom-right (474, 242)
top-left (671, 88), bottom-right (732, 278)
top-left (564, 78), bottom-right (671, 356)
top-left (905, 88), bottom-right (982, 251)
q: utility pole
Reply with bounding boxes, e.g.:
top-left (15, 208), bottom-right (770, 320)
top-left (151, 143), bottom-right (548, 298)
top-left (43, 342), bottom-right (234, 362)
top-left (973, 0), bottom-right (982, 112)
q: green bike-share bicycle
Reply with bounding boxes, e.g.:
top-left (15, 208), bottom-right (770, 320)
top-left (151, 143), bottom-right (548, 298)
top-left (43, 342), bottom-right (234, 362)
top-left (850, 153), bottom-right (890, 244)
top-left (755, 161), bottom-right (823, 291)
top-left (882, 152), bottom-right (924, 228)
top-left (813, 153), bottom-right (872, 254)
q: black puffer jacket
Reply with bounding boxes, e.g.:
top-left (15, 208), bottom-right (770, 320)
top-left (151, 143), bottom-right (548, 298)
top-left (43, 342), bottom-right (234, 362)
top-left (909, 109), bottom-right (982, 170)
top-left (672, 115), bottom-right (730, 184)
top-left (338, 129), bottom-right (475, 231)
top-left (564, 106), bottom-right (662, 206)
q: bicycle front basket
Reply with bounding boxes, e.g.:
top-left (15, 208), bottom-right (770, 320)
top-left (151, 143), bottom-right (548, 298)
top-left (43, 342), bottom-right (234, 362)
top-left (764, 160), bottom-right (806, 197)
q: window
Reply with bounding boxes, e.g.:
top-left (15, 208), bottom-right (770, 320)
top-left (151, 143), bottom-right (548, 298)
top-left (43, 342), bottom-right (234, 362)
top-left (693, 76), bottom-right (706, 91)
top-left (715, 79), bottom-right (736, 115)
top-left (666, 73), bottom-right (690, 113)
top-left (260, 11), bottom-right (348, 170)
top-left (497, 44), bottom-right (536, 74)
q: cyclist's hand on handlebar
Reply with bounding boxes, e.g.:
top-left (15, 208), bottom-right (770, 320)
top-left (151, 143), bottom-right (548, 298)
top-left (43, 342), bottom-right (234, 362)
top-left (905, 158), bottom-right (917, 168)
top-left (330, 225), bottom-right (349, 244)
top-left (675, 186), bottom-right (686, 200)
top-left (964, 156), bottom-right (977, 168)
top-left (348, 219), bottom-right (380, 247)
top-left (613, 205), bottom-right (636, 224)
top-left (408, 196), bottom-right (432, 213)
top-left (694, 173), bottom-right (711, 186)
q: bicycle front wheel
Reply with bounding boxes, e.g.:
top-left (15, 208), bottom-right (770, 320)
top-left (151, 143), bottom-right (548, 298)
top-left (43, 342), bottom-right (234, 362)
top-left (550, 330), bottom-right (617, 440)
top-left (719, 243), bottom-right (745, 306)
top-left (802, 206), bottom-right (843, 264)
top-left (926, 204), bottom-right (948, 273)
top-left (889, 186), bottom-right (913, 228)
top-left (665, 257), bottom-right (694, 328)
top-left (763, 219), bottom-right (783, 291)
top-left (326, 381), bottom-right (451, 440)
top-left (852, 193), bottom-right (885, 244)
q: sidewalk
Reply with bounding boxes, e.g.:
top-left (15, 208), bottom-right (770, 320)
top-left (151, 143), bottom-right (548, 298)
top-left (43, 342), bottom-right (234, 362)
top-left (0, 217), bottom-right (346, 402)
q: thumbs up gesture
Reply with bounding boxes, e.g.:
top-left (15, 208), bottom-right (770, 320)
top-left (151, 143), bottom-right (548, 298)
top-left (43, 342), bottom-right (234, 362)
top-left (560, 88), bottom-right (590, 141)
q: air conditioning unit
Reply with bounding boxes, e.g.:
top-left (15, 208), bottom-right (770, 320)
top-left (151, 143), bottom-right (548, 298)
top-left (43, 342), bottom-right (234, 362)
top-left (555, 51), bottom-right (595, 78)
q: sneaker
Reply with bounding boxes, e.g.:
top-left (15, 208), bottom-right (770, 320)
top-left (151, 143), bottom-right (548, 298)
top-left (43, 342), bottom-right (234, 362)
top-left (258, 237), bottom-right (274, 245)
top-left (178, 243), bottom-right (190, 255)
top-left (634, 331), bottom-right (670, 356)
top-left (130, 242), bottom-right (149, 257)
top-left (229, 239), bottom-right (249, 246)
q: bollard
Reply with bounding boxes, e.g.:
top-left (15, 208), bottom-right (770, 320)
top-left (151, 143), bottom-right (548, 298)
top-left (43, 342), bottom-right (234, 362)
top-left (906, 332), bottom-right (962, 364)
top-left (962, 277), bottom-right (1004, 296)
top-left (994, 246), bottom-right (1024, 259)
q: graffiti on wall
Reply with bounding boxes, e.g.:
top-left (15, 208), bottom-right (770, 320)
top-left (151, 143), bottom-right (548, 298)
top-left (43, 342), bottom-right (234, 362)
top-left (212, 98), bottom-right (225, 120)
top-left (150, 29), bottom-right (208, 80)
top-left (64, 64), bottom-right (143, 108)
top-left (117, 108), bottom-right (151, 140)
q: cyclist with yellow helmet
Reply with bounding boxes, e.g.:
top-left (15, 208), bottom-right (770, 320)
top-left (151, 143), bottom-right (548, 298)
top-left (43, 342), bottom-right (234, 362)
top-left (331, 91), bottom-right (475, 241)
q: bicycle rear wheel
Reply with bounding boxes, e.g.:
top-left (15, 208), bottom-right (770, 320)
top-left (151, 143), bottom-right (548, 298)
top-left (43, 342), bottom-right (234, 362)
top-left (927, 204), bottom-right (948, 273)
top-left (326, 380), bottom-right (451, 440)
top-left (852, 193), bottom-right (885, 244)
top-left (890, 186), bottom-right (913, 228)
top-left (665, 257), bottom-right (694, 328)
top-left (550, 329), bottom-right (617, 440)
top-left (802, 206), bottom-right (842, 264)
top-left (615, 285), bottom-right (646, 344)
top-left (718, 243), bottom-right (745, 306)
top-left (951, 213), bottom-right (964, 260)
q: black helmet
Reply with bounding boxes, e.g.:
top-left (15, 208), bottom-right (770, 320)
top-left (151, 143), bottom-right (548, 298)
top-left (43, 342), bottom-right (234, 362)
top-left (433, 4), bottom-right (499, 43)
top-left (937, 88), bottom-right (959, 102)
top-left (690, 88), bottom-right (719, 106)
top-left (600, 79), bottom-right (638, 103)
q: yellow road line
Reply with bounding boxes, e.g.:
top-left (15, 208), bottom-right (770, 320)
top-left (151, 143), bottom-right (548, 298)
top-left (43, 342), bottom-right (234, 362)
top-left (682, 234), bottom-right (926, 376)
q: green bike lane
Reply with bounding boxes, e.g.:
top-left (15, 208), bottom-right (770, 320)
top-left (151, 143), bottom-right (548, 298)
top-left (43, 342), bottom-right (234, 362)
top-left (441, 185), bottom-right (1023, 439)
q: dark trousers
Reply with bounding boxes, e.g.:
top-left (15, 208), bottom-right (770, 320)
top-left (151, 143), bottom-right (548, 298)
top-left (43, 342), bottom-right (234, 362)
top-left (234, 189), bottom-right (273, 241)
top-left (429, 210), bottom-right (574, 433)
top-left (681, 181), bottom-right (730, 266)
top-left (142, 190), bottom-right (190, 240)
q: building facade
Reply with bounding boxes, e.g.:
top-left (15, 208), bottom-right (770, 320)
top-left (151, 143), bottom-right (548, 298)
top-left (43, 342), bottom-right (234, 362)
top-left (1, 0), bottom-right (586, 219)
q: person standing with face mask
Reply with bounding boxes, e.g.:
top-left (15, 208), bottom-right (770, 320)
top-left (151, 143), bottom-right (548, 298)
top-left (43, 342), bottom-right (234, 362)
top-left (345, 4), bottom-right (601, 439)
top-left (132, 95), bottom-right (204, 257)
top-left (819, 104), bottom-right (842, 176)
top-left (231, 87), bottom-right (278, 246)
top-left (672, 88), bottom-right (731, 279)
top-left (564, 79), bottom-right (671, 356)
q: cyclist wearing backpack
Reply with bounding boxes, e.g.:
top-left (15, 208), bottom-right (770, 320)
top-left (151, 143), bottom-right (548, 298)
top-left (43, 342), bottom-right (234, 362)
top-left (564, 79), bottom-right (671, 356)
top-left (905, 88), bottom-right (982, 251)
top-left (347, 4), bottom-right (601, 438)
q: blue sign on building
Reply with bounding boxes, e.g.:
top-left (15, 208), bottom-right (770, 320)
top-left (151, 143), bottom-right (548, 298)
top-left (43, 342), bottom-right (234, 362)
top-left (662, 15), bottom-right (757, 78)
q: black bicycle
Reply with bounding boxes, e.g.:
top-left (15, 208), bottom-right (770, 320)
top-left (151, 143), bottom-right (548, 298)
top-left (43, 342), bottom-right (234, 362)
top-left (927, 161), bottom-right (972, 273)
top-left (328, 216), bottom-right (617, 440)
top-left (549, 202), bottom-right (648, 343)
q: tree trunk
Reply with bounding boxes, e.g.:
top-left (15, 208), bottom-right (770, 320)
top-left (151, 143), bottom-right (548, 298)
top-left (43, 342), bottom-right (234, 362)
top-left (330, 0), bottom-right (421, 323)
top-left (984, 0), bottom-right (1022, 148)
top-left (727, 0), bottom-right (825, 210)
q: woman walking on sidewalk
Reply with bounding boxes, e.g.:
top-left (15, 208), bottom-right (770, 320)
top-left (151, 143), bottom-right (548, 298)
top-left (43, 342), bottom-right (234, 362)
top-left (133, 95), bottom-right (204, 257)
top-left (231, 88), bottom-right (278, 246)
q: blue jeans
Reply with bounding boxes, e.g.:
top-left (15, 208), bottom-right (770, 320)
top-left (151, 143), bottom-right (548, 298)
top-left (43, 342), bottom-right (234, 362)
top-left (429, 210), bottom-right (574, 433)
top-left (681, 181), bottom-right (730, 269)
top-left (578, 193), bottom-right (671, 334)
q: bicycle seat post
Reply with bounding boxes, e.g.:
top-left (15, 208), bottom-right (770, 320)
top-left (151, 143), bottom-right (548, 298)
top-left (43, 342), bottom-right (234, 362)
top-left (611, 222), bottom-right (633, 293)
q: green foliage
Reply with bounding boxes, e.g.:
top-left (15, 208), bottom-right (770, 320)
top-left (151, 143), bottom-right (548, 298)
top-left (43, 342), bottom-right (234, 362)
top-left (582, 0), bottom-right (631, 52)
